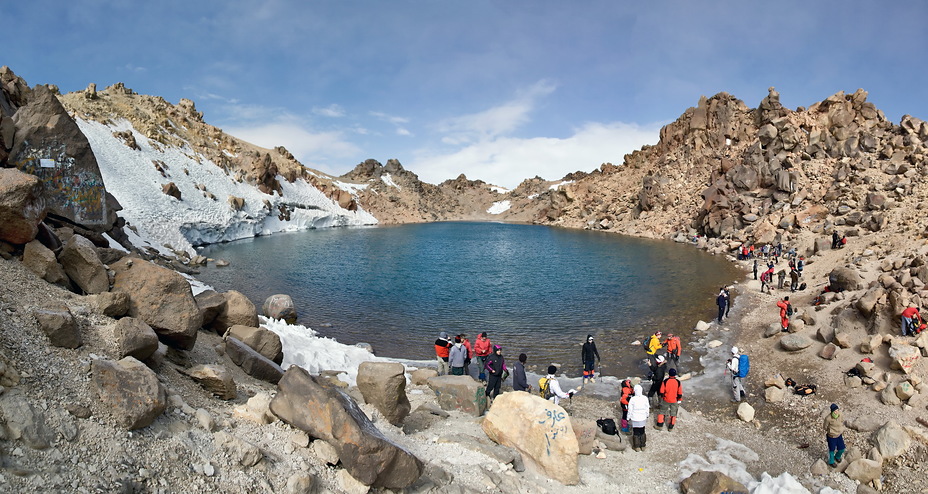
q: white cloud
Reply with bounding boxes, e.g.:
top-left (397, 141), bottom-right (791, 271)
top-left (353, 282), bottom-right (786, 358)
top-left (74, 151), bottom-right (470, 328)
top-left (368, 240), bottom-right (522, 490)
top-left (313, 103), bottom-right (346, 117)
top-left (408, 121), bottom-right (660, 189)
top-left (370, 111), bottom-right (410, 125)
top-left (224, 122), bottom-right (361, 175)
top-left (436, 80), bottom-right (556, 145)
top-left (396, 127), bottom-right (412, 136)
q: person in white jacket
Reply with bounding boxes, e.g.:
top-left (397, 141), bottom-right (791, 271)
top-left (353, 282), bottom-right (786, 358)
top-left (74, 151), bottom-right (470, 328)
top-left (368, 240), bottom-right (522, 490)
top-left (627, 384), bottom-right (650, 451)
top-left (545, 365), bottom-right (577, 406)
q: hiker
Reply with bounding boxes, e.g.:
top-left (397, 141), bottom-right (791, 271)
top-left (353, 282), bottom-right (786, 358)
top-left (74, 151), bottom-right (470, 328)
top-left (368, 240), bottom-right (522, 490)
top-left (724, 287), bottom-right (732, 318)
top-left (901, 306), bottom-right (923, 336)
top-left (840, 235), bottom-right (847, 248)
top-left (727, 346), bottom-right (747, 402)
top-left (656, 368), bottom-right (682, 431)
top-left (796, 256), bottom-right (805, 277)
top-left (645, 330), bottom-right (663, 366)
top-left (542, 365), bottom-right (576, 406)
top-left (619, 378), bottom-right (634, 433)
top-left (776, 269), bottom-right (786, 290)
top-left (753, 259), bottom-right (758, 280)
top-left (777, 296), bottom-right (792, 332)
top-left (434, 331), bottom-right (453, 376)
top-left (448, 336), bottom-right (467, 375)
top-left (664, 333), bottom-right (681, 367)
top-left (823, 403), bottom-right (846, 467)
top-left (832, 230), bottom-right (840, 249)
top-left (474, 332), bottom-right (492, 381)
top-left (647, 355), bottom-right (667, 403)
top-left (459, 333), bottom-right (473, 376)
top-left (760, 266), bottom-right (774, 293)
top-left (716, 287), bottom-right (727, 323)
top-left (628, 384), bottom-right (650, 451)
top-left (789, 267), bottom-right (800, 292)
top-left (513, 353), bottom-right (530, 392)
top-left (484, 345), bottom-right (507, 400)
top-left (581, 334), bottom-right (601, 383)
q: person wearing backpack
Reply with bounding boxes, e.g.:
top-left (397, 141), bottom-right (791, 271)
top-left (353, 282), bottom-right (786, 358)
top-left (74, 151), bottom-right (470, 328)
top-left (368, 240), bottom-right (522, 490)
top-left (581, 334), bottom-right (601, 384)
top-left (777, 296), bottom-right (792, 332)
top-left (726, 346), bottom-right (748, 402)
top-left (539, 365), bottom-right (576, 406)
top-left (656, 368), bottom-right (683, 431)
top-left (645, 331), bottom-right (663, 367)
top-left (664, 333), bottom-right (681, 368)
top-left (474, 332), bottom-right (492, 381)
top-left (627, 384), bottom-right (650, 451)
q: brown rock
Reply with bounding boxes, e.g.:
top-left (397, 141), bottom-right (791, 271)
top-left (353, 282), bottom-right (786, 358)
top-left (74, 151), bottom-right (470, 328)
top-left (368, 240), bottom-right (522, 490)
top-left (33, 306), bottom-right (82, 348)
top-left (187, 364), bottom-right (236, 400)
top-left (410, 368), bottom-right (438, 385)
top-left (680, 470), bottom-right (748, 494)
top-left (357, 362), bottom-right (411, 426)
top-left (58, 234), bottom-right (109, 294)
top-left (22, 239), bottom-right (69, 287)
top-left (210, 290), bottom-right (258, 334)
top-left (0, 167), bottom-right (47, 244)
top-left (225, 337), bottom-right (284, 384)
top-left (161, 182), bottom-right (181, 200)
top-left (89, 291), bottom-right (130, 318)
top-left (194, 289), bottom-right (226, 327)
top-left (91, 357), bottom-right (166, 430)
top-left (113, 317), bottom-right (159, 360)
top-left (263, 294), bottom-right (297, 324)
top-left (227, 324), bottom-right (283, 364)
top-left (426, 375), bottom-right (488, 417)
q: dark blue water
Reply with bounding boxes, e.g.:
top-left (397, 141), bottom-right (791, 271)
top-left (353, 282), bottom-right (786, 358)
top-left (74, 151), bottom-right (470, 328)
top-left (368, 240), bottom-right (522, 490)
top-left (195, 222), bottom-right (741, 377)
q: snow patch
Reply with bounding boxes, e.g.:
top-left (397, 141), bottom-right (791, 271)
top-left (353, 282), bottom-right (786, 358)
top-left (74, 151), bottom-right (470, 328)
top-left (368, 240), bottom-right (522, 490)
top-left (489, 185), bottom-right (509, 193)
top-left (487, 200), bottom-right (511, 215)
top-left (549, 180), bottom-right (574, 190)
top-left (381, 173), bottom-right (401, 189)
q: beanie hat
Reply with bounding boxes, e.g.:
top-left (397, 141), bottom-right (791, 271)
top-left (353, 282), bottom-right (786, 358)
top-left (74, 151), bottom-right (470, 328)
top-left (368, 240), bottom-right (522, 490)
top-left (547, 365), bottom-right (557, 375)
top-left (454, 336), bottom-right (461, 343)
top-left (587, 334), bottom-right (593, 340)
top-left (439, 331), bottom-right (448, 339)
top-left (830, 403), bottom-right (839, 412)
top-left (731, 346), bottom-right (739, 355)
top-left (668, 368), bottom-right (677, 376)
top-left (519, 353), bottom-right (527, 363)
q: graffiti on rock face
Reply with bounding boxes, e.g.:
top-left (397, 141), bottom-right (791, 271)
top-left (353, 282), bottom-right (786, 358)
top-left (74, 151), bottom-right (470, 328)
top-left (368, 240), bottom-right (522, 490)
top-left (537, 407), bottom-right (568, 456)
top-left (14, 141), bottom-right (107, 225)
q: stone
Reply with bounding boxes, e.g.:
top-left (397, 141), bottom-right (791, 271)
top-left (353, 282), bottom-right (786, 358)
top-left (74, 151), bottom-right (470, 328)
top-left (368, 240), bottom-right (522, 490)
top-left (312, 439), bottom-right (341, 465)
top-left (844, 459), bottom-right (882, 485)
top-left (436, 432), bottom-right (525, 470)
top-left (0, 390), bottom-right (53, 449)
top-left (879, 385), bottom-right (901, 405)
top-left (679, 470), bottom-right (747, 494)
top-left (780, 333), bottom-right (813, 351)
top-left (227, 325), bottom-right (283, 364)
top-left (89, 291), bottom-right (130, 318)
top-left (410, 368), bottom-right (438, 385)
top-left (33, 306), bottom-right (82, 348)
top-left (91, 357), bottom-right (166, 430)
top-left (829, 267), bottom-right (863, 292)
top-left (856, 360), bottom-right (877, 377)
top-left (481, 391), bottom-right (579, 485)
top-left (737, 402), bottom-right (755, 422)
top-left (764, 386), bottom-right (786, 402)
top-left (357, 362), bottom-right (411, 426)
top-left (110, 257), bottom-right (201, 350)
top-left (763, 375), bottom-right (785, 389)
top-left (809, 458), bottom-right (830, 475)
top-left (263, 294), bottom-right (297, 324)
top-left (285, 473), bottom-right (316, 494)
top-left (336, 469), bottom-right (370, 494)
top-left (233, 392), bottom-right (277, 425)
top-left (225, 337), bottom-right (284, 384)
top-left (22, 239), bottom-right (69, 287)
top-left (787, 318), bottom-right (805, 333)
top-left (833, 331), bottom-right (853, 349)
top-left (764, 323), bottom-right (782, 338)
top-left (818, 343), bottom-right (838, 360)
top-left (426, 375), bottom-right (488, 417)
top-left (195, 408), bottom-right (215, 431)
top-left (895, 381), bottom-right (915, 401)
top-left (694, 320), bottom-right (710, 331)
top-left (187, 364), bottom-right (236, 400)
top-left (0, 351), bottom-right (20, 387)
top-left (270, 366), bottom-right (424, 488)
top-left (161, 182), bottom-right (181, 200)
top-left (874, 421), bottom-right (911, 459)
top-left (215, 431), bottom-right (263, 467)
top-left (113, 317), bottom-right (159, 361)
top-left (194, 289), bottom-right (226, 328)
top-left (0, 168), bottom-right (46, 244)
top-left (888, 342), bottom-right (920, 374)
top-left (210, 290), bottom-right (258, 334)
top-left (571, 418), bottom-right (597, 455)
top-left (58, 234), bottom-right (109, 294)
top-left (816, 324), bottom-right (835, 343)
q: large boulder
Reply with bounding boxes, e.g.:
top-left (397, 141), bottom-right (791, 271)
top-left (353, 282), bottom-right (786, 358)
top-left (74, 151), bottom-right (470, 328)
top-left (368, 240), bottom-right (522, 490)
top-left (195, 289), bottom-right (226, 328)
top-left (33, 306), bottom-right (82, 348)
top-left (110, 258), bottom-right (201, 350)
top-left (829, 267), bottom-right (863, 292)
top-left (426, 375), bottom-right (487, 417)
top-left (270, 366), bottom-right (424, 488)
top-left (0, 390), bottom-right (54, 450)
top-left (680, 470), bottom-right (748, 494)
top-left (357, 362), bottom-right (411, 426)
top-left (0, 168), bottom-right (46, 244)
top-left (844, 459), bottom-right (882, 485)
top-left (91, 357), bottom-right (166, 430)
top-left (225, 336), bottom-right (284, 384)
top-left (482, 391), bottom-right (579, 485)
top-left (263, 294), bottom-right (297, 324)
top-left (888, 342), bottom-right (920, 374)
top-left (874, 421), bottom-right (911, 459)
top-left (113, 317), bottom-right (159, 361)
top-left (22, 239), bottom-right (69, 287)
top-left (227, 325), bottom-right (283, 364)
top-left (58, 234), bottom-right (109, 294)
top-left (88, 291), bottom-right (130, 318)
top-left (187, 364), bottom-right (237, 400)
top-left (570, 417), bottom-right (597, 455)
top-left (210, 290), bottom-right (258, 334)
top-left (780, 333), bottom-right (813, 351)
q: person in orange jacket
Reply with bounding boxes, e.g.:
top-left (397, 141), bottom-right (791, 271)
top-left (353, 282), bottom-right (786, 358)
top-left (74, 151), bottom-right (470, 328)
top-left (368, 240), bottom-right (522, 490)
top-left (664, 333), bottom-right (681, 368)
top-left (619, 378), bottom-right (634, 433)
top-left (656, 368), bottom-right (682, 431)
top-left (434, 331), bottom-right (453, 375)
top-left (474, 332), bottom-right (492, 381)
top-left (777, 296), bottom-right (792, 332)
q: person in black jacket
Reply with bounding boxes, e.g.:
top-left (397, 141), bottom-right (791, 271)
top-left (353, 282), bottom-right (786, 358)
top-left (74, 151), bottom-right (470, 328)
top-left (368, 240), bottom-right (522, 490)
top-left (484, 345), bottom-right (507, 401)
top-left (647, 355), bottom-right (667, 404)
top-left (716, 287), bottom-right (727, 323)
top-left (512, 353), bottom-right (530, 392)
top-left (581, 334), bottom-right (601, 383)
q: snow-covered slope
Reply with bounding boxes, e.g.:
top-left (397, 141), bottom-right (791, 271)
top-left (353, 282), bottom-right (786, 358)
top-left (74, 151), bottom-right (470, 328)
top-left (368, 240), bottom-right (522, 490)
top-left (77, 118), bottom-right (376, 255)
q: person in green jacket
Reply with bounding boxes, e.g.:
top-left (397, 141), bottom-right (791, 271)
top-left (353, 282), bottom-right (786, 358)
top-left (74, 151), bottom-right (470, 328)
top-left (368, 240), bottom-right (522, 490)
top-left (823, 403), bottom-right (846, 466)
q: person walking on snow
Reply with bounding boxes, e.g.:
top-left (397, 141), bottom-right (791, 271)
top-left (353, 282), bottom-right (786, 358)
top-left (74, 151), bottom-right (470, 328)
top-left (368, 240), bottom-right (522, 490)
top-left (544, 365), bottom-right (576, 406)
top-left (656, 368), bottom-right (683, 431)
top-left (727, 346), bottom-right (746, 402)
top-left (512, 353), bottom-right (530, 392)
top-left (448, 336), bottom-right (467, 375)
top-left (474, 332), bottom-right (492, 381)
top-left (581, 334), bottom-right (601, 383)
top-left (824, 403), bottom-right (846, 467)
top-left (777, 296), bottom-right (792, 332)
top-left (484, 345), bottom-right (507, 401)
top-left (716, 287), bottom-right (727, 323)
top-left (628, 384), bottom-right (650, 451)
top-left (434, 331), bottom-right (453, 376)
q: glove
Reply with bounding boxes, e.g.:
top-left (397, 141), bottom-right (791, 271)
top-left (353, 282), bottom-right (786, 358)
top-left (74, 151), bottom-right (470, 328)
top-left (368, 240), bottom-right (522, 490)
top-left (568, 392), bottom-right (574, 398)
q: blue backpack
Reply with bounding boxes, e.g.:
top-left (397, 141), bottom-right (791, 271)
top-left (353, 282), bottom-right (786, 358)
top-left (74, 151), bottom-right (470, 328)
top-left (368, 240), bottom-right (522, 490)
top-left (737, 354), bottom-right (750, 378)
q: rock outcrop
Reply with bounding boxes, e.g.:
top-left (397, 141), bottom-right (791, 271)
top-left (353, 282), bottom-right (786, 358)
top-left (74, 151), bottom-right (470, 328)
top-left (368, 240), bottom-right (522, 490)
top-left (356, 362), bottom-right (411, 426)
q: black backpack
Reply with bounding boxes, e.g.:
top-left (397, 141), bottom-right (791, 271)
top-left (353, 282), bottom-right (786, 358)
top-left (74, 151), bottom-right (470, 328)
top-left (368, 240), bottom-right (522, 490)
top-left (596, 418), bottom-right (618, 435)
top-left (786, 303), bottom-right (794, 316)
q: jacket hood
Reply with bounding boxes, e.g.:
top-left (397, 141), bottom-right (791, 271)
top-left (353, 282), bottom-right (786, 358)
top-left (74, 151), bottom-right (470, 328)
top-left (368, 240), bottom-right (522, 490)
top-left (633, 384), bottom-right (643, 396)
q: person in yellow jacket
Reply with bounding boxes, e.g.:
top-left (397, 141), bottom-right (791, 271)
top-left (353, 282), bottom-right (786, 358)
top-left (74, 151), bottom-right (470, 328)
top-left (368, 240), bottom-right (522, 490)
top-left (645, 331), bottom-right (663, 366)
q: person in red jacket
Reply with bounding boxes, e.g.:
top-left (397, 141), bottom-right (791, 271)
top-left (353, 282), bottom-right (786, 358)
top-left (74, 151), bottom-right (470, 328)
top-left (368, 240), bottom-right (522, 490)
top-left (664, 333), bottom-right (681, 368)
top-left (434, 331), bottom-right (452, 375)
top-left (777, 296), bottom-right (791, 332)
top-left (474, 332), bottom-right (492, 381)
top-left (901, 306), bottom-right (923, 336)
top-left (459, 333), bottom-right (474, 376)
top-left (656, 368), bottom-right (682, 431)
top-left (619, 378), bottom-right (634, 433)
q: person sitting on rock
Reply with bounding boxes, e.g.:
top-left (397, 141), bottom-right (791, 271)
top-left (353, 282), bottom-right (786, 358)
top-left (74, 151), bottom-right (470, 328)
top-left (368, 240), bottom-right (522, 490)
top-left (901, 306), bottom-right (923, 336)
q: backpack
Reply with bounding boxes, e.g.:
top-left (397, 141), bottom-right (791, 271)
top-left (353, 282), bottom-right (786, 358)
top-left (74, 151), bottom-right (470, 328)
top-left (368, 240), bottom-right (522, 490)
top-left (596, 418), bottom-right (618, 435)
top-left (737, 354), bottom-right (750, 378)
top-left (538, 377), bottom-right (554, 399)
top-left (786, 303), bottom-right (794, 317)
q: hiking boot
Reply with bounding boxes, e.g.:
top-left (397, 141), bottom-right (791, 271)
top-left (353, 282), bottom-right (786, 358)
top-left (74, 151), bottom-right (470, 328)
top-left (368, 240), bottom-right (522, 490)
top-left (589, 378), bottom-right (595, 383)
top-left (583, 378), bottom-right (589, 384)
top-left (667, 424), bottom-right (674, 432)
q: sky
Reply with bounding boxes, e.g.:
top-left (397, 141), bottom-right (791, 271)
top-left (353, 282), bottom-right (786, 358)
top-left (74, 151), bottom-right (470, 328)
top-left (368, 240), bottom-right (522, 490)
top-left (6, 1), bottom-right (928, 189)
